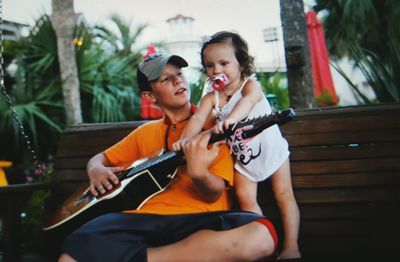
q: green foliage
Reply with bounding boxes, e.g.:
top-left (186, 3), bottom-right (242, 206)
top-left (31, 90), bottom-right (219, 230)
top-left (314, 0), bottom-right (400, 103)
top-left (1, 13), bottom-right (148, 182)
top-left (349, 44), bottom-right (399, 102)
top-left (316, 91), bottom-right (338, 107)
top-left (330, 62), bottom-right (374, 104)
top-left (0, 12), bottom-right (154, 255)
top-left (189, 73), bottom-right (206, 106)
top-left (78, 14), bottom-right (145, 122)
top-left (1, 16), bottom-right (64, 168)
top-left (94, 14), bottom-right (148, 57)
top-left (257, 72), bottom-right (289, 110)
top-left (78, 43), bottom-right (141, 122)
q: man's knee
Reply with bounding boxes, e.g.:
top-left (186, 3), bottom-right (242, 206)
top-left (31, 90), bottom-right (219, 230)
top-left (58, 253), bottom-right (76, 262)
top-left (239, 221), bottom-right (276, 260)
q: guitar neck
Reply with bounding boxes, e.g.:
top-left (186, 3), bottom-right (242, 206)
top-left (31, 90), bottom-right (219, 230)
top-left (208, 109), bottom-right (294, 143)
top-left (121, 109), bottom-right (294, 180)
top-left (120, 151), bottom-right (181, 180)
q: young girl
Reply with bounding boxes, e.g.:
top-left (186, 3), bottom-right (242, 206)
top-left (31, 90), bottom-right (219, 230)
top-left (172, 31), bottom-right (301, 259)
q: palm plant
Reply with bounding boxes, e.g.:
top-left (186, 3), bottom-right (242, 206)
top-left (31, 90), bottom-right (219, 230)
top-left (78, 44), bottom-right (141, 122)
top-left (1, 12), bottom-right (153, 252)
top-left (314, 0), bottom-right (400, 103)
top-left (94, 14), bottom-right (148, 58)
top-left (78, 14), bottom-right (146, 122)
top-left (1, 15), bottom-right (64, 169)
top-left (1, 13), bottom-right (151, 175)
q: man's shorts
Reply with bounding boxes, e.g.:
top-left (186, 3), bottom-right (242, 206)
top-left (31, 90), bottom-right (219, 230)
top-left (62, 210), bottom-right (277, 262)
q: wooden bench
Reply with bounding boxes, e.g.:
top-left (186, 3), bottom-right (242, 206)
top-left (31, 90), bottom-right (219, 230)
top-left (21, 104), bottom-right (400, 261)
top-left (262, 104), bottom-right (400, 261)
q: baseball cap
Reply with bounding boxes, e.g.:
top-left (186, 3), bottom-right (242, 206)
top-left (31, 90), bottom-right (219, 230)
top-left (137, 53), bottom-right (188, 91)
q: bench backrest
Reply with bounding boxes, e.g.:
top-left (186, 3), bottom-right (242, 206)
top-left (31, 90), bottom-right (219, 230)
top-left (47, 104), bottom-right (400, 260)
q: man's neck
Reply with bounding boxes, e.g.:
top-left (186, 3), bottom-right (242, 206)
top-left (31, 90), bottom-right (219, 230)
top-left (163, 103), bottom-right (194, 125)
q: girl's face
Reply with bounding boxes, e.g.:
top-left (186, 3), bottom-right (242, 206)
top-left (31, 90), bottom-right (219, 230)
top-left (203, 42), bottom-right (243, 90)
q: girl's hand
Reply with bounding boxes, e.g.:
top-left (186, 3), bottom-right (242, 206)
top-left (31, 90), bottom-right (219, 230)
top-left (212, 121), bottom-right (225, 134)
top-left (223, 118), bottom-right (237, 130)
top-left (171, 137), bottom-right (190, 151)
top-left (213, 118), bottom-right (236, 134)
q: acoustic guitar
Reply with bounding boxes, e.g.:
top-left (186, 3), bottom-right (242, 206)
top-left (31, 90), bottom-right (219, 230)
top-left (42, 109), bottom-right (295, 235)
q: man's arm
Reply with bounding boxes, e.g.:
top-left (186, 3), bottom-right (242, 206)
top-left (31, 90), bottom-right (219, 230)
top-left (86, 153), bottom-right (124, 196)
top-left (182, 130), bottom-right (226, 202)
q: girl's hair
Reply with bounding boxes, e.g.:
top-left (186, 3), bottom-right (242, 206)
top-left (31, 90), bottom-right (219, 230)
top-left (200, 31), bottom-right (255, 77)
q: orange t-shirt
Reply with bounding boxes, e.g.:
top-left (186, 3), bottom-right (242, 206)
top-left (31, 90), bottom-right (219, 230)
top-left (104, 118), bottom-right (234, 215)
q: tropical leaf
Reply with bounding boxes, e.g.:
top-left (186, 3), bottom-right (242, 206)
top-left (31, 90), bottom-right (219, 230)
top-left (314, 0), bottom-right (400, 103)
top-left (348, 44), bottom-right (399, 102)
top-left (330, 61), bottom-right (372, 104)
top-left (189, 73), bottom-right (206, 106)
top-left (94, 13), bottom-right (148, 57)
top-left (258, 72), bottom-right (289, 110)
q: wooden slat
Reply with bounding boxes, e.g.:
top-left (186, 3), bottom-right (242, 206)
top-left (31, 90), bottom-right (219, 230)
top-left (291, 158), bottom-right (400, 174)
top-left (53, 169), bottom-right (87, 182)
top-left (290, 142), bottom-right (400, 161)
top-left (285, 129), bottom-right (400, 146)
top-left (63, 120), bottom-right (146, 133)
top-left (292, 171), bottom-right (400, 188)
top-left (262, 203), bottom-right (400, 227)
top-left (299, 219), bottom-right (397, 236)
top-left (292, 187), bottom-right (400, 204)
top-left (282, 114), bottom-right (400, 135)
top-left (291, 104), bottom-right (400, 117)
top-left (54, 157), bottom-right (89, 170)
top-left (57, 129), bottom-right (131, 147)
top-left (55, 144), bottom-right (110, 158)
top-left (259, 188), bottom-right (400, 205)
top-left (292, 203), bottom-right (400, 220)
top-left (299, 236), bottom-right (397, 258)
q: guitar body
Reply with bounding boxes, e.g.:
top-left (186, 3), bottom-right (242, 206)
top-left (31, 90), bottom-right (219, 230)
top-left (43, 153), bottom-right (179, 234)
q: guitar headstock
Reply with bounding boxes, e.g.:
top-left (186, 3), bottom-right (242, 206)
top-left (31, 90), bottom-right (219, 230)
top-left (238, 108), bottom-right (295, 139)
top-left (208, 108), bottom-right (295, 144)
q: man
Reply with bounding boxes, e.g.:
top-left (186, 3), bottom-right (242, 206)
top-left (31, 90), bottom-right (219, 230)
top-left (59, 54), bottom-right (277, 262)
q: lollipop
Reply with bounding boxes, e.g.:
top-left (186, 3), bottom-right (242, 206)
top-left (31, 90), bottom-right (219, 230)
top-left (211, 74), bottom-right (228, 91)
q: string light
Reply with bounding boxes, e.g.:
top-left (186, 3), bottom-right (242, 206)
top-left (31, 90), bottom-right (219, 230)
top-left (0, 0), bottom-right (43, 178)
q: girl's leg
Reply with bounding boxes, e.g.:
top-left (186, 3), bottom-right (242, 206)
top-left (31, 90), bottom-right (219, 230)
top-left (234, 171), bottom-right (263, 215)
top-left (271, 158), bottom-right (301, 259)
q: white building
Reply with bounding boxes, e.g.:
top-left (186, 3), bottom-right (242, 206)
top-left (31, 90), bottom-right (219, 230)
top-left (163, 14), bottom-right (202, 84)
top-left (1, 20), bottom-right (29, 40)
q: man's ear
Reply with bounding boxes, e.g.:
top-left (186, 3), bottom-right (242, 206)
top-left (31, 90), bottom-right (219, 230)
top-left (141, 91), bottom-right (157, 103)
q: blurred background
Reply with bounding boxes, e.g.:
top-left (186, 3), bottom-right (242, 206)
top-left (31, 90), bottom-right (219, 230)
top-left (1, 0), bottom-right (399, 256)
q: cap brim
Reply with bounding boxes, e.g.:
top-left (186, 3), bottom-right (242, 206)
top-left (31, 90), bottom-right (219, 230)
top-left (147, 55), bottom-right (188, 81)
top-left (167, 55), bottom-right (188, 68)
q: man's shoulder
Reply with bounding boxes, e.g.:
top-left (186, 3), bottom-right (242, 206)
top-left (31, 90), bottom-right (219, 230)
top-left (125, 118), bottom-right (164, 142)
top-left (136, 118), bottom-right (164, 130)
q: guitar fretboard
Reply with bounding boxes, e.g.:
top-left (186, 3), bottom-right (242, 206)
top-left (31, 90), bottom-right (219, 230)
top-left (122, 151), bottom-right (181, 180)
